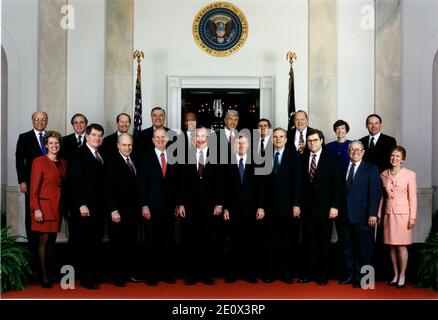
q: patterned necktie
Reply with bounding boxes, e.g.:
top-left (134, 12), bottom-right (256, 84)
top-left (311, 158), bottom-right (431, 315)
top-left (39, 132), bottom-right (48, 155)
top-left (346, 163), bottom-right (356, 189)
top-left (77, 135), bottom-right (82, 148)
top-left (198, 150), bottom-right (205, 178)
top-left (160, 152), bottom-right (167, 177)
top-left (126, 157), bottom-right (135, 175)
top-left (95, 151), bottom-right (104, 165)
top-left (239, 157), bottom-right (245, 184)
top-left (299, 131), bottom-right (304, 148)
top-left (369, 137), bottom-right (375, 150)
top-left (273, 151), bottom-right (280, 176)
top-left (309, 153), bottom-right (317, 182)
top-left (260, 138), bottom-right (265, 157)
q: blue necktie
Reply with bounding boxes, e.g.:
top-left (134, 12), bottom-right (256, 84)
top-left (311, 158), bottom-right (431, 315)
top-left (39, 132), bottom-right (48, 155)
top-left (273, 151), bottom-right (280, 176)
top-left (239, 157), bottom-right (244, 184)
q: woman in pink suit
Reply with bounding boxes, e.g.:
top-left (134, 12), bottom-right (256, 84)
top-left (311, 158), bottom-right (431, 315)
top-left (30, 131), bottom-right (67, 288)
top-left (378, 146), bottom-right (416, 289)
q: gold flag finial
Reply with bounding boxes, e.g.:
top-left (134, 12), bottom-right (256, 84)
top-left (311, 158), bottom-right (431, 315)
top-left (134, 50), bottom-right (144, 63)
top-left (286, 51), bottom-right (297, 64)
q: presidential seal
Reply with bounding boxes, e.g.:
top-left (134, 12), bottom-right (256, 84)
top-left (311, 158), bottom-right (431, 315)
top-left (193, 2), bottom-right (248, 57)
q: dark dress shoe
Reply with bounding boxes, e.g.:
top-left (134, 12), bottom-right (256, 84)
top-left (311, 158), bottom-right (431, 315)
top-left (163, 277), bottom-right (176, 284)
top-left (113, 280), bottom-right (126, 287)
top-left (262, 276), bottom-right (274, 284)
top-left (42, 280), bottom-right (53, 289)
top-left (338, 277), bottom-right (353, 285)
top-left (244, 276), bottom-right (258, 284)
top-left (145, 278), bottom-right (158, 286)
top-left (201, 278), bottom-right (215, 285)
top-left (184, 278), bottom-right (197, 286)
top-left (129, 276), bottom-right (143, 283)
top-left (81, 281), bottom-right (99, 289)
top-left (225, 277), bottom-right (236, 284)
top-left (352, 282), bottom-right (361, 288)
top-left (316, 280), bottom-right (328, 286)
top-left (298, 278), bottom-right (309, 283)
top-left (282, 277), bottom-right (294, 284)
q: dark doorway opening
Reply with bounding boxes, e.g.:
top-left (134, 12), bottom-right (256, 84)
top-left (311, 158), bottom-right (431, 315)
top-left (181, 88), bottom-right (260, 131)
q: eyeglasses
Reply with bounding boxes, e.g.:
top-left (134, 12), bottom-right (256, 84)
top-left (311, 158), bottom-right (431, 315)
top-left (33, 118), bottom-right (47, 122)
top-left (307, 139), bottom-right (320, 143)
top-left (349, 148), bottom-right (363, 153)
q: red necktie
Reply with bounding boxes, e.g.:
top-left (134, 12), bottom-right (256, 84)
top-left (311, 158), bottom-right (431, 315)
top-left (160, 152), bottom-right (166, 177)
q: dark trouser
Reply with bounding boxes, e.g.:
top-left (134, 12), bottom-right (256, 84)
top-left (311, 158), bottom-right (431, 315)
top-left (265, 213), bottom-right (301, 279)
top-left (143, 217), bottom-right (174, 280)
top-left (373, 219), bottom-right (389, 280)
top-left (77, 212), bottom-right (105, 285)
top-left (226, 217), bottom-right (258, 279)
top-left (302, 216), bottom-right (332, 282)
top-left (182, 214), bottom-right (215, 281)
top-left (341, 220), bottom-right (375, 284)
top-left (109, 213), bottom-right (140, 282)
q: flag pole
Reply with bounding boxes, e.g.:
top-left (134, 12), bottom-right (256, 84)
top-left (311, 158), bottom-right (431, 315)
top-left (133, 50), bottom-right (144, 137)
top-left (286, 51), bottom-right (297, 132)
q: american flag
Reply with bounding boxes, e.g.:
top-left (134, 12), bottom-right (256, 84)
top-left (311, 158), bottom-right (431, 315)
top-left (133, 63), bottom-right (142, 137)
top-left (287, 52), bottom-right (297, 131)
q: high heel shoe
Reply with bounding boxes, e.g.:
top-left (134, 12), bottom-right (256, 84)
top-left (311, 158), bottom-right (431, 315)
top-left (396, 282), bottom-right (406, 289)
top-left (387, 280), bottom-right (398, 286)
top-left (42, 280), bottom-right (53, 289)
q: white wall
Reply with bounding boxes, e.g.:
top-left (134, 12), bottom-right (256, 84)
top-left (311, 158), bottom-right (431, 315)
top-left (337, 0), bottom-right (375, 141)
top-left (67, 0), bottom-right (106, 133)
top-left (402, 0), bottom-right (438, 187)
top-left (2, 0), bottom-right (39, 186)
top-left (133, 0), bottom-right (308, 129)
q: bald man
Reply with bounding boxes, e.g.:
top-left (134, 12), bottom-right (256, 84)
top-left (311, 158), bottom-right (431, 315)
top-left (15, 111), bottom-right (49, 276)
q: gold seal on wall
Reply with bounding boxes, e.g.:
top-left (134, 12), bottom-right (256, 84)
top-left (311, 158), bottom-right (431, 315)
top-left (192, 1), bottom-right (249, 57)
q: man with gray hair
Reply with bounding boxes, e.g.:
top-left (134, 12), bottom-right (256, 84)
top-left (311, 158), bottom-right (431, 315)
top-left (15, 111), bottom-right (49, 277)
top-left (338, 140), bottom-right (381, 288)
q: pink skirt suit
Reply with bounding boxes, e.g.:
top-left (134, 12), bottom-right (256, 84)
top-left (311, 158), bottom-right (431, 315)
top-left (378, 168), bottom-right (417, 245)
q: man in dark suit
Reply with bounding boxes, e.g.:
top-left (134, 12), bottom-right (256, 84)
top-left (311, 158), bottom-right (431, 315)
top-left (100, 113), bottom-right (131, 161)
top-left (138, 128), bottom-right (179, 286)
top-left (264, 127), bottom-right (302, 284)
top-left (215, 109), bottom-right (239, 165)
top-left (286, 110), bottom-right (313, 154)
top-left (175, 112), bottom-right (197, 164)
top-left (254, 118), bottom-right (272, 158)
top-left (359, 114), bottom-right (396, 280)
top-left (339, 140), bottom-right (382, 288)
top-left (59, 113), bottom-right (88, 269)
top-left (133, 106), bottom-right (176, 160)
top-left (360, 114), bottom-right (397, 173)
top-left (105, 133), bottom-right (141, 287)
top-left (59, 113), bottom-right (88, 160)
top-left (300, 129), bottom-right (342, 285)
top-left (177, 126), bottom-right (224, 285)
top-left (223, 134), bottom-right (265, 283)
top-left (15, 111), bottom-right (49, 273)
top-left (69, 123), bottom-right (106, 289)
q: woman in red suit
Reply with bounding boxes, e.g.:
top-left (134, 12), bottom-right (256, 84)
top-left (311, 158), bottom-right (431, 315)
top-left (378, 146), bottom-right (417, 289)
top-left (30, 131), bottom-right (67, 288)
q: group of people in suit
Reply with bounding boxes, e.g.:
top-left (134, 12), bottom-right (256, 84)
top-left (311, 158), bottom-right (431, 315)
top-left (15, 108), bottom-right (417, 290)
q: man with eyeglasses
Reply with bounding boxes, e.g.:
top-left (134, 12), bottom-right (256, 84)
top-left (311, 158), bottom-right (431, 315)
top-left (338, 140), bottom-right (381, 288)
top-left (59, 113), bottom-right (88, 160)
top-left (300, 129), bottom-right (342, 286)
top-left (15, 111), bottom-right (49, 277)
